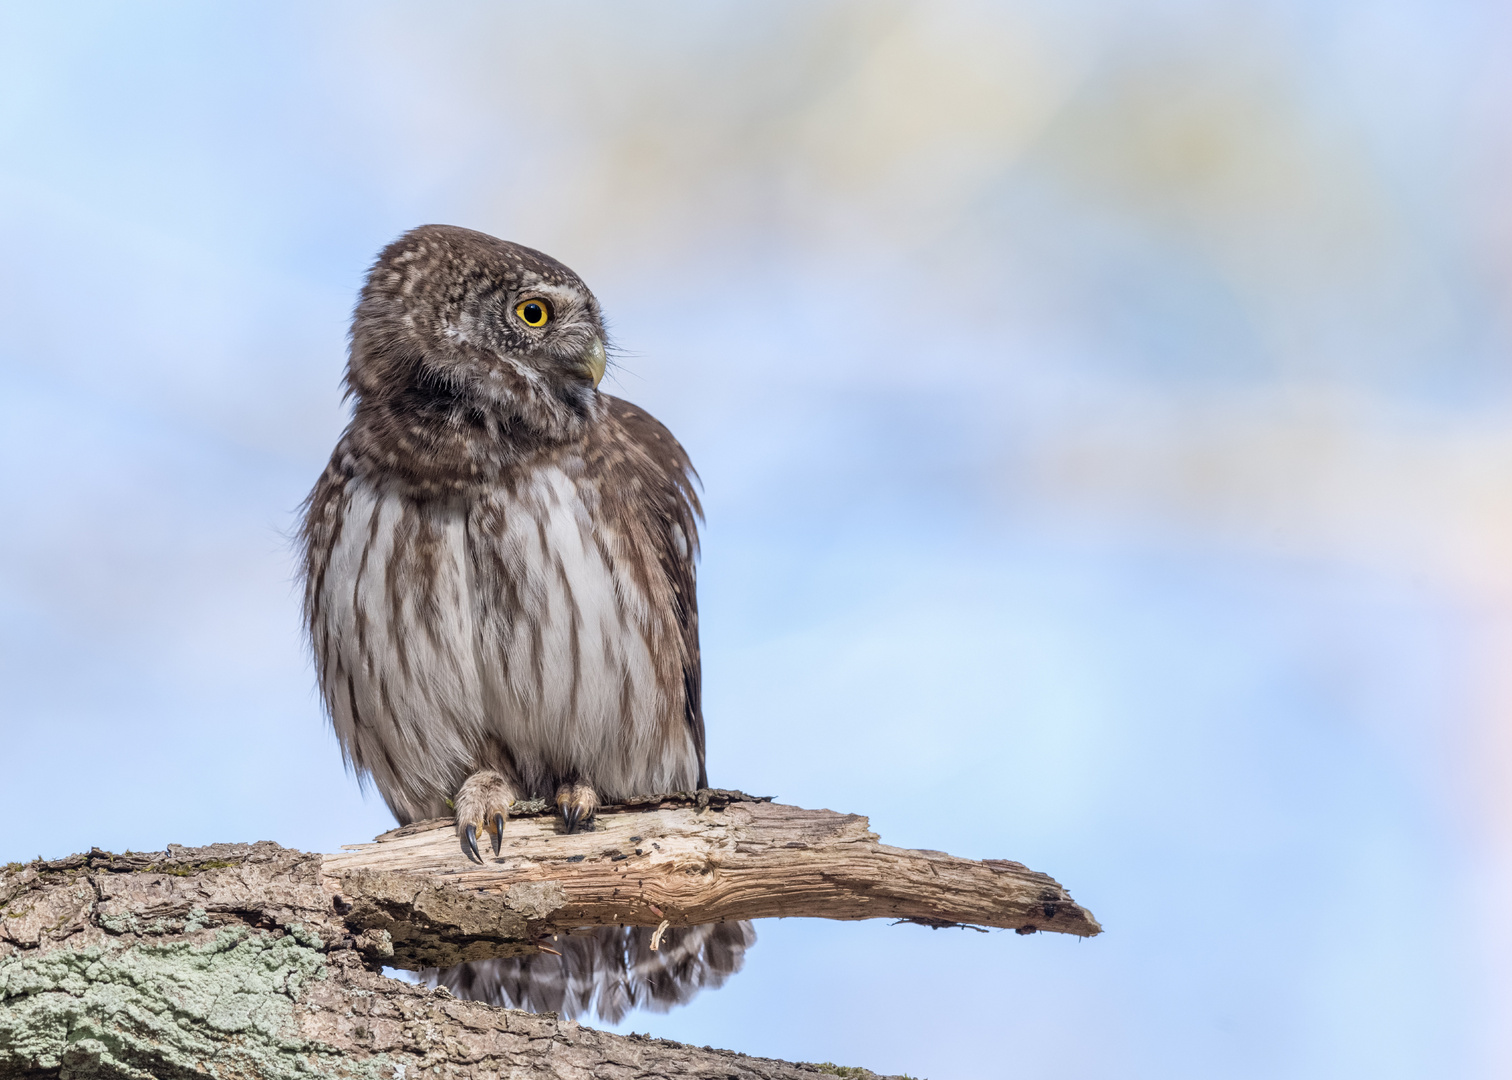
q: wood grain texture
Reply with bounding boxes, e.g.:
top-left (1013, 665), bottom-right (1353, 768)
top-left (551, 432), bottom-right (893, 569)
top-left (321, 791), bottom-right (1101, 970)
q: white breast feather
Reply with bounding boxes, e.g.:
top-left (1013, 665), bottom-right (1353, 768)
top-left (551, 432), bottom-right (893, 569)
top-left (475, 466), bottom-right (693, 801)
top-left (319, 466), bottom-right (696, 817)
top-left (319, 482), bottom-right (486, 819)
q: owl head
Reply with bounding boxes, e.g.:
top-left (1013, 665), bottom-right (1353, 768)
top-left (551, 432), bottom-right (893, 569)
top-left (346, 224), bottom-right (608, 437)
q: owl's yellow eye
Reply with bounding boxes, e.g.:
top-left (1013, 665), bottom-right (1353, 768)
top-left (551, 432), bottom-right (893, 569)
top-left (515, 299), bottom-right (550, 328)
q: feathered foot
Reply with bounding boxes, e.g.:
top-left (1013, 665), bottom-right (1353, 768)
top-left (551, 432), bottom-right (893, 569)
top-left (555, 780), bottom-right (600, 833)
top-left (454, 770), bottom-right (516, 864)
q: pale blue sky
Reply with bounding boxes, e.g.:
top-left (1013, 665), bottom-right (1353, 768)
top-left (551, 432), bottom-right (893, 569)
top-left (2, 3), bottom-right (1508, 1077)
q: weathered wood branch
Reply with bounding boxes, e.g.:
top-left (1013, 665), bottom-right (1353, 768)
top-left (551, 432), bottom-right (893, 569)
top-left (325, 791), bottom-right (1099, 969)
top-left (1, 795), bottom-right (1099, 1078)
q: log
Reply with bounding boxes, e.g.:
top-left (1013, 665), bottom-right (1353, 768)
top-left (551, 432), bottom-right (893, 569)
top-left (0, 794), bottom-right (1100, 1078)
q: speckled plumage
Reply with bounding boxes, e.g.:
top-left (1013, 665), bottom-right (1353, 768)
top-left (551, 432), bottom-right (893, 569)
top-left (298, 224), bottom-right (745, 1021)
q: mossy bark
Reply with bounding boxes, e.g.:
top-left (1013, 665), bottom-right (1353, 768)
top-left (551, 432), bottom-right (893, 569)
top-left (0, 844), bottom-right (904, 1079)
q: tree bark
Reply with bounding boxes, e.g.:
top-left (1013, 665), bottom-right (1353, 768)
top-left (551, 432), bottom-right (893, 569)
top-left (1, 794), bottom-right (1099, 1078)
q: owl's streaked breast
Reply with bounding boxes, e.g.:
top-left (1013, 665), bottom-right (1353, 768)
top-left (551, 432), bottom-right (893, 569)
top-left (466, 464), bottom-right (696, 801)
top-left (312, 463), bottom-right (699, 824)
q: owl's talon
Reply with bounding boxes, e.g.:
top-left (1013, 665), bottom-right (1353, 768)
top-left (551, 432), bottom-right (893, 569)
top-left (556, 781), bottom-right (600, 834)
top-left (454, 769), bottom-right (516, 864)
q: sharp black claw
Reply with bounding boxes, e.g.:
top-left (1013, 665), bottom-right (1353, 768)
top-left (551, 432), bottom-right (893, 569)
top-left (463, 823), bottom-right (482, 864)
top-left (492, 813), bottom-right (505, 855)
top-left (563, 805), bottom-right (580, 834)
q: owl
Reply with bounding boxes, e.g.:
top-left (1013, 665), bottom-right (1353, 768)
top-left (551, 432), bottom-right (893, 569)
top-left (298, 224), bottom-right (750, 1021)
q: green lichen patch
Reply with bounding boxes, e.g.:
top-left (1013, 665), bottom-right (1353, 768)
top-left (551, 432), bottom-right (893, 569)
top-left (0, 925), bottom-right (382, 1079)
top-left (140, 858), bottom-right (240, 877)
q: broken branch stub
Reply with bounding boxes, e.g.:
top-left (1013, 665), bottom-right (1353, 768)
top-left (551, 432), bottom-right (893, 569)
top-left (1, 796), bottom-right (1099, 1078)
top-left (322, 791), bottom-right (1101, 969)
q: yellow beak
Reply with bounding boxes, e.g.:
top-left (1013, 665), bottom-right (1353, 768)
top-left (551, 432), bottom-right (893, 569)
top-left (581, 335), bottom-right (606, 388)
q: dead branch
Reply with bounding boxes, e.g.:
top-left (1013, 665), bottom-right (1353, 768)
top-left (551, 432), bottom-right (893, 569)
top-left (0, 795), bottom-right (1099, 1078)
top-left (322, 791), bottom-right (1099, 968)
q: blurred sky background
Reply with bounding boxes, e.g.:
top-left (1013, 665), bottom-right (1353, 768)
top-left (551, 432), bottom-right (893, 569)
top-left (2, 2), bottom-right (1510, 1077)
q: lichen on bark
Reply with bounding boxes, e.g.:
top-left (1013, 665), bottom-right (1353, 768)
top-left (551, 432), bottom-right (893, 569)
top-left (1, 844), bottom-right (908, 1079)
top-left (0, 926), bottom-right (363, 1079)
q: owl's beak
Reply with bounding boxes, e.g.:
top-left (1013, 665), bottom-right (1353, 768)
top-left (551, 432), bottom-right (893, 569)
top-left (580, 335), bottom-right (607, 388)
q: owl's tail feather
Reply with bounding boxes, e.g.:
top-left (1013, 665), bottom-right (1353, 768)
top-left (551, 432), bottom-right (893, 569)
top-left (420, 920), bottom-right (754, 1024)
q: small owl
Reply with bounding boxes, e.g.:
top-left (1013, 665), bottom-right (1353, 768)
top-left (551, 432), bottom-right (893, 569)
top-left (299, 224), bottom-right (750, 1021)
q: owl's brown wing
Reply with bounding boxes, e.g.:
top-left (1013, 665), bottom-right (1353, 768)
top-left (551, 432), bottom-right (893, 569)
top-left (601, 395), bottom-right (707, 789)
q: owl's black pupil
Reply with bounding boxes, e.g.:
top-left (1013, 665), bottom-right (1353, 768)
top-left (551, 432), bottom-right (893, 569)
top-left (523, 303), bottom-right (543, 324)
